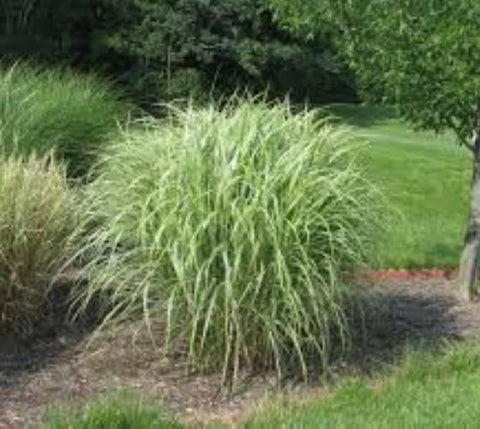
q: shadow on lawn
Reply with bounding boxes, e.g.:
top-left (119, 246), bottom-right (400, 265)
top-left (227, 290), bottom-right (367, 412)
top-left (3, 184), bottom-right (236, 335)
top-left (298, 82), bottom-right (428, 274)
top-left (323, 104), bottom-right (399, 128)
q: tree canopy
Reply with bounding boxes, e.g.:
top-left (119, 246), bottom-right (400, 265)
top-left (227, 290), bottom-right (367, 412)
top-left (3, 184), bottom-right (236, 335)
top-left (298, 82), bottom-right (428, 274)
top-left (271, 0), bottom-right (480, 145)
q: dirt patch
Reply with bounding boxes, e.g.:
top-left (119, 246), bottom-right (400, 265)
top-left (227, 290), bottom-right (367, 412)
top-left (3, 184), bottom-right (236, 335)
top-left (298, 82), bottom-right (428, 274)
top-left (1, 278), bottom-right (480, 428)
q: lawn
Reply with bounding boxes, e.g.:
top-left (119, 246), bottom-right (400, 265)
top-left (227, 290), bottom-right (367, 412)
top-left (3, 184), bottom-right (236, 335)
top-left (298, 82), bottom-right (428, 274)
top-left (327, 104), bottom-right (471, 269)
top-left (247, 342), bottom-right (480, 429)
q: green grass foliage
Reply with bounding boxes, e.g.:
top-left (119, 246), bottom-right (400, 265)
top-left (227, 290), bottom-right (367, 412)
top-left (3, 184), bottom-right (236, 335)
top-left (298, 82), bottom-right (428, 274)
top-left (0, 62), bottom-right (125, 176)
top-left (0, 156), bottom-right (79, 333)
top-left (41, 392), bottom-right (183, 429)
top-left (74, 100), bottom-right (381, 383)
top-left (247, 342), bottom-right (480, 428)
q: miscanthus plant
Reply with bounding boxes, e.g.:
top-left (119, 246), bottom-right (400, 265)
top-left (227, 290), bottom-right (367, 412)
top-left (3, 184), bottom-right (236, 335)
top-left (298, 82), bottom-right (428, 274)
top-left (0, 156), bottom-right (80, 333)
top-left (75, 101), bottom-right (381, 383)
top-left (0, 62), bottom-right (125, 176)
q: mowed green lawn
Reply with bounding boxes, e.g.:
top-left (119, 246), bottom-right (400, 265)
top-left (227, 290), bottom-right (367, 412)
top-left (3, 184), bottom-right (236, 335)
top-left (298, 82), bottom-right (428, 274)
top-left (247, 343), bottom-right (480, 429)
top-left (327, 104), bottom-right (471, 269)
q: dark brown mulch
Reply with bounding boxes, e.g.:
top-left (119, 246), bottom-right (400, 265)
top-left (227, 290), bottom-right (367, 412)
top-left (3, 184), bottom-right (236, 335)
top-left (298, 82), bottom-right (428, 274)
top-left (1, 278), bottom-right (480, 429)
top-left (0, 321), bottom-right (272, 428)
top-left (352, 277), bottom-right (480, 367)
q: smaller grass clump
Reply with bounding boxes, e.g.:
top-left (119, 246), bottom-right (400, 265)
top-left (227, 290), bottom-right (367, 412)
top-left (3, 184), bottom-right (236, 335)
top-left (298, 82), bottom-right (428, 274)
top-left (41, 392), bottom-right (183, 429)
top-left (0, 62), bottom-right (125, 176)
top-left (75, 100), bottom-right (382, 383)
top-left (0, 156), bottom-right (80, 333)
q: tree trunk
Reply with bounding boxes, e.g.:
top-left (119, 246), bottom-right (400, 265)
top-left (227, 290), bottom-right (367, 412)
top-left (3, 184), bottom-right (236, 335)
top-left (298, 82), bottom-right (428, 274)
top-left (459, 133), bottom-right (480, 301)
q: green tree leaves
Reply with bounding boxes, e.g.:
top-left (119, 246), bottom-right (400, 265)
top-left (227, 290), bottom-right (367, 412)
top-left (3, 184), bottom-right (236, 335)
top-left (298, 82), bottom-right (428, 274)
top-left (272, 0), bottom-right (480, 144)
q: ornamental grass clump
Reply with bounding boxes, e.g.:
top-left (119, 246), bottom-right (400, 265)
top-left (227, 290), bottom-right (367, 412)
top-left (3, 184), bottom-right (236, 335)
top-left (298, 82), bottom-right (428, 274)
top-left (76, 100), bottom-right (381, 383)
top-left (0, 156), bottom-right (80, 333)
top-left (0, 62), bottom-right (125, 176)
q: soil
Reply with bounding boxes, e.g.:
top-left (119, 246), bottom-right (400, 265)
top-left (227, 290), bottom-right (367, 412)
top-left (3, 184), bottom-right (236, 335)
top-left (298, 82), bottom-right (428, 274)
top-left (2, 273), bottom-right (480, 429)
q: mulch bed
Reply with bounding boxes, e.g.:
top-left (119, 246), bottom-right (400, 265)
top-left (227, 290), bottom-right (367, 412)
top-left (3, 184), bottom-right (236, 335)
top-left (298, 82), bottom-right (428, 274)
top-left (1, 274), bottom-right (480, 428)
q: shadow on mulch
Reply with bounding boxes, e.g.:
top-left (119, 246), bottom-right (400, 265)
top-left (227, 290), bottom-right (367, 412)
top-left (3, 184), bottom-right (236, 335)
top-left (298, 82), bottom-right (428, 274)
top-left (0, 284), bottom-right (97, 389)
top-left (348, 279), bottom-right (480, 374)
top-left (2, 279), bottom-right (478, 387)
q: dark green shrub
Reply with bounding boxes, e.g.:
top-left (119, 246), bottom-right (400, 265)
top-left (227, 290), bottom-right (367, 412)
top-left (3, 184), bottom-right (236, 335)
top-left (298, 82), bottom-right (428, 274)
top-left (1, 0), bottom-right (357, 107)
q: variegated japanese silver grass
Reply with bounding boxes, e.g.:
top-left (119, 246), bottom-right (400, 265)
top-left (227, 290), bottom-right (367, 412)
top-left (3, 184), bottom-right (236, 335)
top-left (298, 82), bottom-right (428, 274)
top-left (74, 101), bottom-right (381, 383)
top-left (0, 155), bottom-right (80, 333)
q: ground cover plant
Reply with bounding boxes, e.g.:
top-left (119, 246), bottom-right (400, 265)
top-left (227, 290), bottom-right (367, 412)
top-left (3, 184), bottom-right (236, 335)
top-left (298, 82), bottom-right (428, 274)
top-left (327, 104), bottom-right (470, 269)
top-left (0, 62), bottom-right (125, 176)
top-left (73, 100), bottom-right (381, 384)
top-left (0, 155), bottom-right (80, 334)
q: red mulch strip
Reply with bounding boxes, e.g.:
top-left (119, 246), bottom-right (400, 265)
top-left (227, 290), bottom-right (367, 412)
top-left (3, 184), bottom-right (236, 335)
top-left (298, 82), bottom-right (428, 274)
top-left (358, 268), bottom-right (458, 282)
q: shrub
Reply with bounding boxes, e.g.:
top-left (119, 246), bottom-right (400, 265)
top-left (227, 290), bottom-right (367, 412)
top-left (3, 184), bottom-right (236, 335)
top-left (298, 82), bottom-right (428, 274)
top-left (0, 62), bottom-right (125, 176)
top-left (0, 156), bottom-right (80, 333)
top-left (41, 392), bottom-right (182, 429)
top-left (75, 100), bottom-right (381, 383)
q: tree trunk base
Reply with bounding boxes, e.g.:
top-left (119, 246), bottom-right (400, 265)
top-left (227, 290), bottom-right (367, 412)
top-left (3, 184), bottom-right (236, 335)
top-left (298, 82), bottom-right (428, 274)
top-left (458, 132), bottom-right (480, 302)
top-left (458, 238), bottom-right (479, 301)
